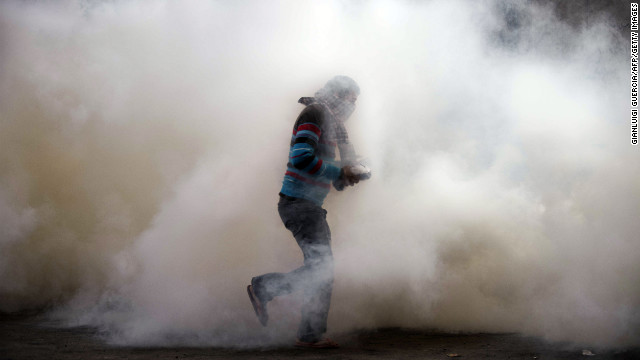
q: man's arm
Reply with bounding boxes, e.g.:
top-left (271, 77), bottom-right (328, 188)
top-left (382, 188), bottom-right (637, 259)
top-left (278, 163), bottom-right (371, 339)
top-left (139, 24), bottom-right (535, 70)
top-left (289, 108), bottom-right (342, 181)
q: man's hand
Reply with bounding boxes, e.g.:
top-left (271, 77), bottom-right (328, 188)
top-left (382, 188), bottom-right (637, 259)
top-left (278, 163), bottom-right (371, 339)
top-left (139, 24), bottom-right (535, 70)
top-left (341, 166), bottom-right (360, 186)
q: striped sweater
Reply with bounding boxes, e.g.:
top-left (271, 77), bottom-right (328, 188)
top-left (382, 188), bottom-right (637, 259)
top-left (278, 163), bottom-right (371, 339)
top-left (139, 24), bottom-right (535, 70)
top-left (280, 104), bottom-right (342, 205)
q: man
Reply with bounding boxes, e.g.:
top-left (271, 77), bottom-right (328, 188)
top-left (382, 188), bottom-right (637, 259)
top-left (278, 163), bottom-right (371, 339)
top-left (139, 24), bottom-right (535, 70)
top-left (247, 76), bottom-right (362, 349)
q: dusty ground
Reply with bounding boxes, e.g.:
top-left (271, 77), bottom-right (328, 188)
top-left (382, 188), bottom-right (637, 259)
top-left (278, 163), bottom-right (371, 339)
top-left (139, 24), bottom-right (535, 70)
top-left (1, 313), bottom-right (638, 360)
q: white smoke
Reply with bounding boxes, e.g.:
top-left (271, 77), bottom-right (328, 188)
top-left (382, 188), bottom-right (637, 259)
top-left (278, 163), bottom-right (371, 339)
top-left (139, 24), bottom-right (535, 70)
top-left (0, 0), bottom-right (637, 348)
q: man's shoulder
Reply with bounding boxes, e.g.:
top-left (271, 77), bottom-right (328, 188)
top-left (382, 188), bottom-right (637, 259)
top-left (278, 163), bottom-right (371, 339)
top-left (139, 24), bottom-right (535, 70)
top-left (300, 103), bottom-right (326, 117)
top-left (297, 103), bottom-right (328, 125)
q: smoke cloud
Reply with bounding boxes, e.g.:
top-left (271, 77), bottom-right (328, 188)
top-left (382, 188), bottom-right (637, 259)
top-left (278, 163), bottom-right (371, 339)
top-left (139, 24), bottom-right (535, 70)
top-left (1, 0), bottom-right (637, 349)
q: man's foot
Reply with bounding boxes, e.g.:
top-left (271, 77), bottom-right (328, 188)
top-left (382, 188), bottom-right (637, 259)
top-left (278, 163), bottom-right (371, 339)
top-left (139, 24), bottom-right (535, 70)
top-left (247, 284), bottom-right (268, 326)
top-left (295, 338), bottom-right (340, 349)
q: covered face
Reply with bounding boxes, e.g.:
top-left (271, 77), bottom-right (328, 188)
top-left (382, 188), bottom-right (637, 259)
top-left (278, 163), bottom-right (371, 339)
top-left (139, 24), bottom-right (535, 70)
top-left (315, 75), bottom-right (360, 121)
top-left (332, 91), bottom-right (357, 121)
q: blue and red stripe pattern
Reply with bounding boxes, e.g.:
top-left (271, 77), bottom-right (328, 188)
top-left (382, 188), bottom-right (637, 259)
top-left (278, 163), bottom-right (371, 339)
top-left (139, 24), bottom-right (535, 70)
top-left (280, 104), bottom-right (341, 205)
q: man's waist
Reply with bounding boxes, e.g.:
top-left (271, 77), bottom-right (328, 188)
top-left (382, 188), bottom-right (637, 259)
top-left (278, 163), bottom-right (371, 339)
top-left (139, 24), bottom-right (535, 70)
top-left (279, 192), bottom-right (299, 202)
top-left (278, 192), bottom-right (323, 207)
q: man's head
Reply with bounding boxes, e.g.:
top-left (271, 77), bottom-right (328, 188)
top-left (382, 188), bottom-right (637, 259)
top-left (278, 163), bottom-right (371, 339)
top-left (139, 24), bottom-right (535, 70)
top-left (323, 75), bottom-right (360, 99)
top-left (316, 75), bottom-right (360, 121)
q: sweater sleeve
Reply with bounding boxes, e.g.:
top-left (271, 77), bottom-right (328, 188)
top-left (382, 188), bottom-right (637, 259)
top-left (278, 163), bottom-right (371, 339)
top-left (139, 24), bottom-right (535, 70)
top-left (289, 107), bottom-right (342, 181)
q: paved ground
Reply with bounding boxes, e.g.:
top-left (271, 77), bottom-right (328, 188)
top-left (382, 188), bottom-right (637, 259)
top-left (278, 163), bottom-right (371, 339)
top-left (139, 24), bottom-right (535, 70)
top-left (1, 313), bottom-right (639, 360)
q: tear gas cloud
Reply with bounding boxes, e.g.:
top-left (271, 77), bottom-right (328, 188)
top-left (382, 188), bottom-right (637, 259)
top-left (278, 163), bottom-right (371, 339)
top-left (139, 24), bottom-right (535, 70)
top-left (0, 0), bottom-right (637, 348)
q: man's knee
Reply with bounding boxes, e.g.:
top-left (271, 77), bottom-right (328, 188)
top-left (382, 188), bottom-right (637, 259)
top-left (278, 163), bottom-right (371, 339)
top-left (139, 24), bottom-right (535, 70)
top-left (302, 240), bottom-right (332, 259)
top-left (306, 254), bottom-right (334, 281)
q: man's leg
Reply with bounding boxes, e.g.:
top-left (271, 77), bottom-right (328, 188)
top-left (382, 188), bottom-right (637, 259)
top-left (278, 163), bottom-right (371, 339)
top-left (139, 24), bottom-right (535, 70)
top-left (279, 199), bottom-right (334, 342)
top-left (250, 198), bottom-right (334, 342)
top-left (296, 237), bottom-right (333, 342)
